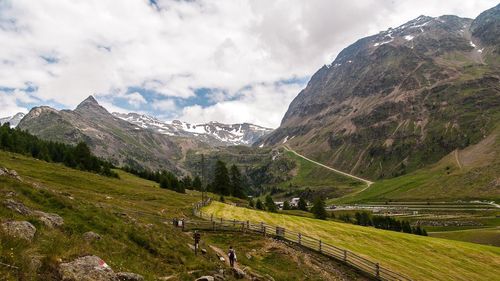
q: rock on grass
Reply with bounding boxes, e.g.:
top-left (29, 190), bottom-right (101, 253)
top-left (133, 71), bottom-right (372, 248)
top-left (1, 221), bottom-right (36, 242)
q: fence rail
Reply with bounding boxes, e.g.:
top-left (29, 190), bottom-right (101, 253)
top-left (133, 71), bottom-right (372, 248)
top-left (178, 199), bottom-right (412, 281)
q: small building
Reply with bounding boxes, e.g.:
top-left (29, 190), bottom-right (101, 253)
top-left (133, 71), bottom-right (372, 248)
top-left (290, 197), bottom-right (301, 207)
top-left (275, 201), bottom-right (284, 209)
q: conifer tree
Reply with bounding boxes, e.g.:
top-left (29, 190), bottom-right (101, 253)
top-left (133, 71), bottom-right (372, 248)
top-left (248, 198), bottom-right (255, 208)
top-left (193, 175), bottom-right (202, 191)
top-left (255, 198), bottom-right (264, 210)
top-left (212, 160), bottom-right (231, 196)
top-left (265, 195), bottom-right (277, 212)
top-left (311, 197), bottom-right (327, 220)
top-left (283, 201), bottom-right (291, 210)
top-left (229, 164), bottom-right (245, 198)
top-left (298, 197), bottom-right (308, 211)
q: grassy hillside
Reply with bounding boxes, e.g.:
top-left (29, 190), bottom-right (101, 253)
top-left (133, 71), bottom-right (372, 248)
top-left (336, 126), bottom-right (500, 203)
top-left (0, 150), bottom-right (368, 280)
top-left (0, 151), bottom-right (211, 280)
top-left (277, 150), bottom-right (365, 199)
top-left (429, 228), bottom-right (500, 247)
top-left (203, 201), bottom-right (500, 281)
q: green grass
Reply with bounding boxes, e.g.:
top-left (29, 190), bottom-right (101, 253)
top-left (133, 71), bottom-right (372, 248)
top-left (0, 151), bottom-right (216, 280)
top-left (336, 126), bottom-right (500, 203)
top-left (203, 232), bottom-right (351, 281)
top-left (203, 201), bottom-right (500, 281)
top-left (429, 228), bottom-right (500, 247)
top-left (279, 151), bottom-right (365, 199)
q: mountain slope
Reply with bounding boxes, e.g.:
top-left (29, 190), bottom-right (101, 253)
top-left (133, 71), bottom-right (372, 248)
top-left (17, 96), bottom-right (201, 171)
top-left (338, 124), bottom-right (500, 203)
top-left (113, 112), bottom-right (273, 146)
top-left (258, 5), bottom-right (500, 183)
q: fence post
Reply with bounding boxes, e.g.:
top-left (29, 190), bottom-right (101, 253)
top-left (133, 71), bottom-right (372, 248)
top-left (182, 219), bottom-right (185, 231)
top-left (319, 240), bottom-right (322, 253)
top-left (343, 250), bottom-right (347, 262)
top-left (298, 233), bottom-right (301, 245)
top-left (247, 220), bottom-right (249, 230)
top-left (375, 263), bottom-right (380, 278)
top-left (263, 226), bottom-right (266, 236)
top-left (212, 221), bottom-right (215, 231)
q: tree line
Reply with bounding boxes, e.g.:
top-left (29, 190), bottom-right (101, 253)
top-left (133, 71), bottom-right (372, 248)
top-left (0, 124), bottom-right (118, 177)
top-left (338, 211), bottom-right (427, 236)
top-left (123, 166), bottom-right (204, 194)
top-left (207, 160), bottom-right (246, 199)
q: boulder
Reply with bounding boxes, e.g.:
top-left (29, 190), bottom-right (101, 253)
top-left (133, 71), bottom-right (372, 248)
top-left (34, 211), bottom-right (64, 228)
top-left (195, 276), bottom-right (214, 281)
top-left (59, 255), bottom-right (117, 281)
top-left (3, 199), bottom-right (64, 228)
top-left (116, 272), bottom-right (144, 281)
top-left (1, 221), bottom-right (36, 242)
top-left (231, 267), bottom-right (246, 279)
top-left (3, 199), bottom-right (33, 216)
top-left (83, 231), bottom-right (102, 242)
top-left (0, 168), bottom-right (22, 181)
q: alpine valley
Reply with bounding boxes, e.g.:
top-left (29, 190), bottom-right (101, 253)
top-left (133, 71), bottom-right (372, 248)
top-left (1, 3), bottom-right (500, 281)
top-left (4, 4), bottom-right (500, 202)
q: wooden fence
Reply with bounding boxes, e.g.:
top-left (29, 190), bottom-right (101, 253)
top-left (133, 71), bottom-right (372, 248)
top-left (181, 199), bottom-right (412, 281)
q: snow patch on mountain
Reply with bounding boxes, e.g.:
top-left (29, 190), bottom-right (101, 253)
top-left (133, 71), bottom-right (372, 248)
top-left (0, 113), bottom-right (26, 128)
top-left (113, 112), bottom-right (273, 146)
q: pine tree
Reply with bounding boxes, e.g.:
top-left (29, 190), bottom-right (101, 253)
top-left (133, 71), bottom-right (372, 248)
top-left (311, 197), bottom-right (327, 220)
top-left (256, 199), bottom-right (264, 210)
top-left (193, 175), bottom-right (202, 191)
top-left (402, 221), bottom-right (412, 233)
top-left (212, 160), bottom-right (231, 196)
top-left (298, 197), bottom-right (308, 211)
top-left (229, 164), bottom-right (245, 198)
top-left (248, 198), bottom-right (255, 208)
top-left (265, 195), bottom-right (277, 212)
top-left (283, 201), bottom-right (291, 210)
top-left (181, 175), bottom-right (192, 189)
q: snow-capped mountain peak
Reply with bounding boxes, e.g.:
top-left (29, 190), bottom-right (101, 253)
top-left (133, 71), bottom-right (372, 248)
top-left (113, 112), bottom-right (273, 146)
top-left (0, 112), bottom-right (26, 128)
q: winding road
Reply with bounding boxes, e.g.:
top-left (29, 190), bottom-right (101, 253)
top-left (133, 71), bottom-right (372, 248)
top-left (283, 145), bottom-right (374, 187)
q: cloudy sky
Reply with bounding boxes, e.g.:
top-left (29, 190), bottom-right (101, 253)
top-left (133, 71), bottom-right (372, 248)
top-left (0, 0), bottom-right (497, 128)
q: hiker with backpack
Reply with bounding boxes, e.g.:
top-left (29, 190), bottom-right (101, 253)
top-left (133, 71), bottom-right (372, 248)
top-left (228, 246), bottom-right (237, 267)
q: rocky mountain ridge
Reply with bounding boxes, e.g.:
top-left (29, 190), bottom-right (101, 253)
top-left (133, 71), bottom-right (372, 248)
top-left (113, 112), bottom-right (272, 146)
top-left (257, 4), bottom-right (500, 180)
top-left (17, 96), bottom-right (193, 171)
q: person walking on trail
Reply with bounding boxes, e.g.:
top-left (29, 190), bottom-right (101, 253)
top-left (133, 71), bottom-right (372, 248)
top-left (228, 246), bottom-right (237, 267)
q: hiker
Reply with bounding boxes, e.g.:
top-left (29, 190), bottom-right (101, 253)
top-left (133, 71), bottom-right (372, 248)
top-left (228, 246), bottom-right (237, 267)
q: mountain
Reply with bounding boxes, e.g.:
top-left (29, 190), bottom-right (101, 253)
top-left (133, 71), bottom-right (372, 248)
top-left (17, 96), bottom-right (203, 171)
top-left (0, 113), bottom-right (26, 128)
top-left (258, 4), bottom-right (500, 181)
top-left (113, 112), bottom-right (273, 146)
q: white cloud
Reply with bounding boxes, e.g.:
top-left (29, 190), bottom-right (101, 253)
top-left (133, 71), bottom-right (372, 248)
top-left (0, 91), bottom-right (30, 117)
top-left (0, 0), bottom-right (497, 126)
top-left (179, 82), bottom-right (304, 128)
top-left (152, 99), bottom-right (177, 112)
top-left (123, 92), bottom-right (147, 108)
